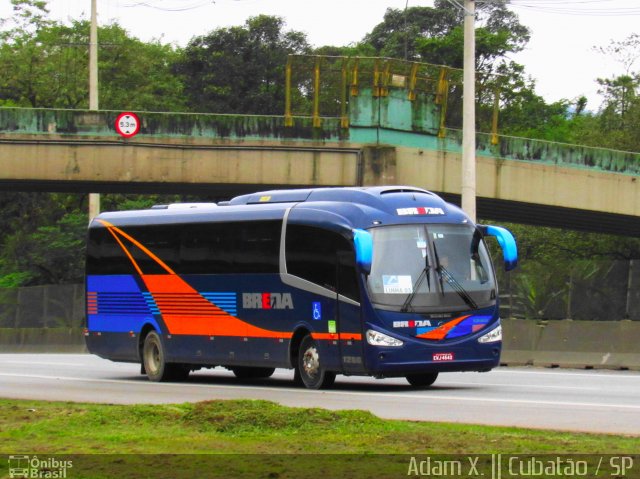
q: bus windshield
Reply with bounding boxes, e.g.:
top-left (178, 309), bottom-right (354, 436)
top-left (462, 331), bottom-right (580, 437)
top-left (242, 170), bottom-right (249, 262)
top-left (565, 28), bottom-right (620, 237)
top-left (366, 224), bottom-right (496, 312)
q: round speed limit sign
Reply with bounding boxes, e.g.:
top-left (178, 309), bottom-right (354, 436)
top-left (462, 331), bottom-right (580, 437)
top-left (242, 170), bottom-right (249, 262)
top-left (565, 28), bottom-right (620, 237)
top-left (115, 112), bottom-right (140, 138)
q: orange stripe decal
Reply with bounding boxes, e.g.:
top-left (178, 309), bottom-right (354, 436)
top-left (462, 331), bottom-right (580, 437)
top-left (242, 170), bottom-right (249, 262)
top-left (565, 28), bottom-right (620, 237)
top-left (416, 315), bottom-right (470, 340)
top-left (93, 220), bottom-right (295, 340)
top-left (97, 219), bottom-right (176, 275)
top-left (104, 225), bottom-right (143, 275)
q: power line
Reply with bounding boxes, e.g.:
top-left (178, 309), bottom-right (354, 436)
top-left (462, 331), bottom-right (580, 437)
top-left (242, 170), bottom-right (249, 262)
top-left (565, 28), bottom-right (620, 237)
top-left (495, 0), bottom-right (640, 16)
top-left (121, 1), bottom-right (215, 12)
top-left (466, 0), bottom-right (640, 16)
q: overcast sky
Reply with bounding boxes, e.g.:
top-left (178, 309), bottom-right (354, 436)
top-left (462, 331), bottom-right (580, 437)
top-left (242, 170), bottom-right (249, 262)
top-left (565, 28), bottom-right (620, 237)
top-left (2, 0), bottom-right (639, 110)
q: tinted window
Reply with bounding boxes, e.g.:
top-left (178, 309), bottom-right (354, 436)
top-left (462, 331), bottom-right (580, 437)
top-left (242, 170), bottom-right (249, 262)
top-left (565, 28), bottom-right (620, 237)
top-left (180, 221), bottom-right (280, 274)
top-left (125, 225), bottom-right (181, 274)
top-left (86, 226), bottom-right (135, 275)
top-left (86, 220), bottom-right (281, 275)
top-left (286, 224), bottom-right (360, 301)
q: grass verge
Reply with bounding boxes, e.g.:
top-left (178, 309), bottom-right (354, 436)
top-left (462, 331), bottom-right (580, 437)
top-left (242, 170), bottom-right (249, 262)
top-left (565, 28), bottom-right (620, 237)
top-left (0, 398), bottom-right (638, 478)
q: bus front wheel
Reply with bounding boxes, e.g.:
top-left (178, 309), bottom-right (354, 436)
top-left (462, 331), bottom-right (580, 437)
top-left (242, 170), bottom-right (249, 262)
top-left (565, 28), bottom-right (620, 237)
top-left (406, 372), bottom-right (438, 388)
top-left (142, 331), bottom-right (189, 382)
top-left (296, 335), bottom-right (335, 389)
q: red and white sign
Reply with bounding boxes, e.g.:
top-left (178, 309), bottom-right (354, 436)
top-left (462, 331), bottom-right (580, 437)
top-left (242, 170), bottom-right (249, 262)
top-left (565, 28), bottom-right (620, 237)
top-left (115, 112), bottom-right (140, 138)
top-left (397, 207), bottom-right (445, 216)
top-left (432, 352), bottom-right (454, 362)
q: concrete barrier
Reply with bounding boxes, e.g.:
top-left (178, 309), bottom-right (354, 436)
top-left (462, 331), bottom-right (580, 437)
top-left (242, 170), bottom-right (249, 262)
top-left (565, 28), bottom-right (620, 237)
top-left (602, 321), bottom-right (640, 371)
top-left (500, 319), bottom-right (546, 366)
top-left (532, 320), bottom-right (640, 371)
top-left (0, 328), bottom-right (86, 353)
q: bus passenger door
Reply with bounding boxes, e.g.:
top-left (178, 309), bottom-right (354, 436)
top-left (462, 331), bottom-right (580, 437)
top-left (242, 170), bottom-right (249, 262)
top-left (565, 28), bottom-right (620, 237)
top-left (336, 251), bottom-right (366, 374)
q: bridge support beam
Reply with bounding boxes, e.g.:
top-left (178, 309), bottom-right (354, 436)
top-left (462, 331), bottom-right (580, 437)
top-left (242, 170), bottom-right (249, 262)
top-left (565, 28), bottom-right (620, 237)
top-left (0, 137), bottom-right (361, 189)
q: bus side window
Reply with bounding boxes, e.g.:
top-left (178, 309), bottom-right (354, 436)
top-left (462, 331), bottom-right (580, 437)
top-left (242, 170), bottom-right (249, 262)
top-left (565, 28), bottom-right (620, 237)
top-left (286, 225), bottom-right (360, 302)
top-left (86, 226), bottom-right (137, 275)
top-left (87, 224), bottom-right (181, 275)
top-left (179, 221), bottom-right (280, 275)
top-left (233, 221), bottom-right (280, 274)
top-left (127, 225), bottom-right (181, 274)
top-left (180, 223), bottom-right (235, 274)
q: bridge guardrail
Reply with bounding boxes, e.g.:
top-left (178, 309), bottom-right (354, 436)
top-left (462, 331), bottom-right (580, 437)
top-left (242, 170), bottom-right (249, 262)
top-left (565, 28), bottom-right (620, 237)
top-left (2, 106), bottom-right (639, 176)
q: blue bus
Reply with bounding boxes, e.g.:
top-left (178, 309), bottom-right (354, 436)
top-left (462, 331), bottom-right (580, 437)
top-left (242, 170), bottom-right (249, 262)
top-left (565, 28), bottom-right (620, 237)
top-left (85, 186), bottom-right (517, 389)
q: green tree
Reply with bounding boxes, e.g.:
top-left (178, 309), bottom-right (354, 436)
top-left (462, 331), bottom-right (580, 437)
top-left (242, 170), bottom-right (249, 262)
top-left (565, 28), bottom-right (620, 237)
top-left (598, 75), bottom-right (638, 120)
top-left (361, 1), bottom-right (532, 131)
top-left (569, 34), bottom-right (640, 151)
top-left (174, 15), bottom-right (310, 114)
top-left (0, 3), bottom-right (185, 110)
top-left (96, 22), bottom-right (186, 111)
top-left (0, 0), bottom-right (54, 106)
top-left (363, 0), bottom-right (529, 69)
top-left (0, 193), bottom-right (87, 285)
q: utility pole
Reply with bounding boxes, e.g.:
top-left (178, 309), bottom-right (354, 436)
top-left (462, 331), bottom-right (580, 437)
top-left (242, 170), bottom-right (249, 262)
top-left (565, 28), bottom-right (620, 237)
top-left (461, 0), bottom-right (476, 222)
top-left (88, 0), bottom-right (100, 220)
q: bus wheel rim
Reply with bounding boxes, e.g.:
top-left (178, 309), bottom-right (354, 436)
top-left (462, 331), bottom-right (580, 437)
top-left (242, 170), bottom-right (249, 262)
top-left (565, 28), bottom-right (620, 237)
top-left (146, 341), bottom-right (160, 373)
top-left (302, 347), bottom-right (319, 377)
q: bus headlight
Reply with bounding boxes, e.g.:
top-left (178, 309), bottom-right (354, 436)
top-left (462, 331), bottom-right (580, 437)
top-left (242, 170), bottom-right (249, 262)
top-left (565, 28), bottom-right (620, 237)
top-left (478, 325), bottom-right (502, 343)
top-left (366, 329), bottom-right (403, 347)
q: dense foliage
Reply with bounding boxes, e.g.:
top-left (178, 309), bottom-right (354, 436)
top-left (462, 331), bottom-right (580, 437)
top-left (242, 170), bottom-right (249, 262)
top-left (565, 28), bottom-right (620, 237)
top-left (0, 0), bottom-right (638, 293)
top-left (174, 15), bottom-right (309, 115)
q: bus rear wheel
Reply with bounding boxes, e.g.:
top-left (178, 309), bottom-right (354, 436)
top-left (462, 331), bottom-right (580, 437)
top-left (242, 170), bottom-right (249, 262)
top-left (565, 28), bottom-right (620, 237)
top-left (296, 335), bottom-right (335, 389)
top-left (406, 372), bottom-right (438, 388)
top-left (142, 331), bottom-right (189, 382)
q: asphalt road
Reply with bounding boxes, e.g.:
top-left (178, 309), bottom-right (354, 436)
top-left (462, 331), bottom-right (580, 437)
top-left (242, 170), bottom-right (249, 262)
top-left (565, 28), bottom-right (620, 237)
top-left (0, 354), bottom-right (638, 435)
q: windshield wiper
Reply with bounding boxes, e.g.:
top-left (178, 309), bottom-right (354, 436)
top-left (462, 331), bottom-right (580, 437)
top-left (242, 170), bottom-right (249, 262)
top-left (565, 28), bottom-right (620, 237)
top-left (432, 242), bottom-right (478, 310)
top-left (401, 249), bottom-right (431, 313)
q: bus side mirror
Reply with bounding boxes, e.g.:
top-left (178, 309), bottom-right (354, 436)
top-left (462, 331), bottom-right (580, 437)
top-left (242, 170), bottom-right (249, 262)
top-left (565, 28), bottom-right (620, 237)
top-left (479, 225), bottom-right (518, 272)
top-left (353, 229), bottom-right (373, 275)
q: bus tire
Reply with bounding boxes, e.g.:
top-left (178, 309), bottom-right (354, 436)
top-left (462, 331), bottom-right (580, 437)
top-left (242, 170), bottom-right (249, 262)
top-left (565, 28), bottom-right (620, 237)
top-left (293, 368), bottom-right (303, 386)
top-left (231, 367), bottom-right (275, 379)
top-left (142, 331), bottom-right (189, 382)
top-left (297, 335), bottom-right (336, 389)
top-left (406, 372), bottom-right (438, 388)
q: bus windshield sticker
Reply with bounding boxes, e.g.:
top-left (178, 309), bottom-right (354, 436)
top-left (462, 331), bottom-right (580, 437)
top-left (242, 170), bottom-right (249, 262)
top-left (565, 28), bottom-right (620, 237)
top-left (416, 239), bottom-right (427, 258)
top-left (382, 275), bottom-right (413, 294)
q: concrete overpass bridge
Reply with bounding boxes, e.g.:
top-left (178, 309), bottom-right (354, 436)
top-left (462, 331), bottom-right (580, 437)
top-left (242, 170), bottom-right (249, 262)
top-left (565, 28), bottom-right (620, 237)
top-left (0, 99), bottom-right (639, 236)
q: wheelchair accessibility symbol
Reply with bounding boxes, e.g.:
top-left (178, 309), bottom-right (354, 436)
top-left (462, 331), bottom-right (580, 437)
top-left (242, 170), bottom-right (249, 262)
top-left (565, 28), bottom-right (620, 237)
top-left (312, 302), bottom-right (322, 320)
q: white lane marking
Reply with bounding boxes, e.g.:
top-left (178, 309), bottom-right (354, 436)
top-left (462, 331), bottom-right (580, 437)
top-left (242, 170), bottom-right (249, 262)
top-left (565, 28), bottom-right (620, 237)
top-left (438, 381), bottom-right (599, 391)
top-left (0, 361), bottom-right (89, 367)
top-left (2, 357), bottom-right (638, 380)
top-left (0, 372), bottom-right (638, 411)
